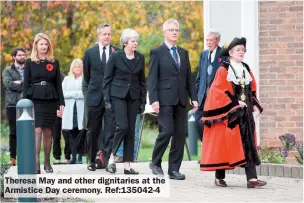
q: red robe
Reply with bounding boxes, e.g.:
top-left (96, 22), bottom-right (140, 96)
top-left (199, 63), bottom-right (263, 171)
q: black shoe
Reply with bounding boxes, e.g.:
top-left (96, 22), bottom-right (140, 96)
top-left (168, 171), bottom-right (185, 180)
top-left (149, 162), bottom-right (164, 175)
top-left (87, 162), bottom-right (96, 171)
top-left (124, 168), bottom-right (139, 175)
top-left (247, 179), bottom-right (267, 188)
top-left (44, 165), bottom-right (53, 173)
top-left (215, 179), bottom-right (227, 187)
top-left (106, 163), bottom-right (116, 173)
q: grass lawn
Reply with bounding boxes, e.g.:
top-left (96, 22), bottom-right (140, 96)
top-left (1, 125), bottom-right (203, 164)
top-left (1, 141), bottom-right (202, 165)
top-left (137, 140), bottom-right (202, 162)
top-left (2, 141), bottom-right (202, 164)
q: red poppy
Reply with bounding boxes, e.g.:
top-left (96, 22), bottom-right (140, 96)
top-left (111, 47), bottom-right (116, 52)
top-left (218, 57), bottom-right (222, 63)
top-left (46, 64), bottom-right (54, 72)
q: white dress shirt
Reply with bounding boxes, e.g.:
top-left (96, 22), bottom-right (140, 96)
top-left (98, 43), bottom-right (110, 63)
top-left (209, 46), bottom-right (219, 63)
top-left (164, 41), bottom-right (180, 65)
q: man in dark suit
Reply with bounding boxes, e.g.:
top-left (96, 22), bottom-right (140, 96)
top-left (195, 30), bottom-right (222, 141)
top-left (82, 23), bottom-right (118, 171)
top-left (147, 19), bottom-right (198, 180)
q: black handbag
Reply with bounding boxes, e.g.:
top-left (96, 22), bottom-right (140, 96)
top-left (74, 129), bottom-right (89, 155)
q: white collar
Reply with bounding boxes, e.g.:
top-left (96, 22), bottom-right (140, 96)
top-left (164, 41), bottom-right (177, 50)
top-left (99, 43), bottom-right (110, 50)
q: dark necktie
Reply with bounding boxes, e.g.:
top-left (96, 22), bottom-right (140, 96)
top-left (102, 46), bottom-right (107, 65)
top-left (171, 46), bottom-right (179, 66)
top-left (209, 50), bottom-right (213, 64)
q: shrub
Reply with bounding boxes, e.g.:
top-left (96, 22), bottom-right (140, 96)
top-left (0, 152), bottom-right (11, 197)
top-left (279, 133), bottom-right (296, 158)
top-left (0, 121), bottom-right (9, 138)
top-left (259, 147), bottom-right (285, 164)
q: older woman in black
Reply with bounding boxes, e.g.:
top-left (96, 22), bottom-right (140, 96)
top-left (23, 33), bottom-right (65, 174)
top-left (103, 28), bottom-right (146, 174)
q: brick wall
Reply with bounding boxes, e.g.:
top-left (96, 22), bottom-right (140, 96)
top-left (259, 1), bottom-right (303, 150)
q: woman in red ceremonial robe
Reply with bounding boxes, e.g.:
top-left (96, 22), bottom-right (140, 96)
top-left (199, 37), bottom-right (267, 188)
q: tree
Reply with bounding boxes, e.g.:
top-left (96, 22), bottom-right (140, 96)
top-left (1, 1), bottom-right (204, 74)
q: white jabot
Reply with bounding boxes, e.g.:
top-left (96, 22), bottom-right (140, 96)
top-left (226, 60), bottom-right (252, 85)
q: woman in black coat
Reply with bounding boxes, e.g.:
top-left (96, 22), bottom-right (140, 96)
top-left (23, 33), bottom-right (65, 174)
top-left (103, 28), bottom-right (146, 174)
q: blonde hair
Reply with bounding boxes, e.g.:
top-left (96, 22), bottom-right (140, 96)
top-left (68, 58), bottom-right (83, 76)
top-left (30, 33), bottom-right (54, 63)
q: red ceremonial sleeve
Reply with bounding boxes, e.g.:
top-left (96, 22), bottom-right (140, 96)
top-left (201, 66), bottom-right (241, 126)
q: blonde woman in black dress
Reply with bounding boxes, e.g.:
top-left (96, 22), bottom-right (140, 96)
top-left (23, 33), bottom-right (65, 174)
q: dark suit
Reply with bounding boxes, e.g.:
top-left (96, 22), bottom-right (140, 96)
top-left (103, 50), bottom-right (146, 161)
top-left (194, 46), bottom-right (222, 141)
top-left (82, 44), bottom-right (117, 164)
top-left (147, 43), bottom-right (197, 172)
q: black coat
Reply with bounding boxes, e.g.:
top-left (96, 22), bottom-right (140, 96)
top-left (147, 43), bottom-right (197, 106)
top-left (82, 44), bottom-right (118, 107)
top-left (103, 50), bottom-right (146, 104)
top-left (23, 58), bottom-right (64, 105)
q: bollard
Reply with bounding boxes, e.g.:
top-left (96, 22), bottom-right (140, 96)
top-left (16, 99), bottom-right (37, 202)
top-left (188, 110), bottom-right (198, 156)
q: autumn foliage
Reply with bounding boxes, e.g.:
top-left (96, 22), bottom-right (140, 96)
top-left (1, 1), bottom-right (204, 75)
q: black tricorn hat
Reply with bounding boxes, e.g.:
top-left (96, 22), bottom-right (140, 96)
top-left (219, 37), bottom-right (247, 57)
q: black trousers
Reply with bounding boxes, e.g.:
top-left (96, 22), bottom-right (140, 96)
top-left (194, 95), bottom-right (207, 142)
top-left (98, 110), bottom-right (115, 157)
top-left (194, 109), bottom-right (203, 142)
top-left (87, 100), bottom-right (106, 163)
top-left (111, 96), bottom-right (139, 162)
top-left (216, 167), bottom-right (258, 181)
top-left (52, 117), bottom-right (70, 160)
top-left (69, 127), bottom-right (81, 154)
top-left (152, 103), bottom-right (187, 172)
top-left (7, 107), bottom-right (17, 159)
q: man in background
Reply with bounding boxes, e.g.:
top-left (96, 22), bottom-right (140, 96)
top-left (3, 47), bottom-right (26, 166)
top-left (195, 30), bottom-right (222, 141)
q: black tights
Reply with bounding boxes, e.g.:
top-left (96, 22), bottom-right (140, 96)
top-left (35, 127), bottom-right (52, 170)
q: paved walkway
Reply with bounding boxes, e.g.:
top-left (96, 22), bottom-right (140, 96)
top-left (6, 161), bottom-right (303, 202)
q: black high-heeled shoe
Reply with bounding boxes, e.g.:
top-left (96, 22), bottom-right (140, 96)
top-left (44, 165), bottom-right (53, 173)
top-left (106, 163), bottom-right (116, 173)
top-left (36, 162), bottom-right (41, 174)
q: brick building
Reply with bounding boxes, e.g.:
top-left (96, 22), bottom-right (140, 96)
top-left (204, 1), bottom-right (303, 162)
top-left (259, 1), bottom-right (303, 148)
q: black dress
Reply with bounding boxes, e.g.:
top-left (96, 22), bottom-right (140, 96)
top-left (23, 58), bottom-right (65, 128)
